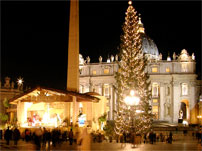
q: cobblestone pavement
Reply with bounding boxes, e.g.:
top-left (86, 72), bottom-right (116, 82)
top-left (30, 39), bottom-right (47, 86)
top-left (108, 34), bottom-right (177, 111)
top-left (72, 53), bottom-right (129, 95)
top-left (0, 136), bottom-right (201, 151)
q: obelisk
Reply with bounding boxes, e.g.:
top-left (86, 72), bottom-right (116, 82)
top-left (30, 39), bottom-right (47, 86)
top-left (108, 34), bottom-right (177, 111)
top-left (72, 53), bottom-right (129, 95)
top-left (67, 0), bottom-right (79, 92)
top-left (67, 0), bottom-right (79, 126)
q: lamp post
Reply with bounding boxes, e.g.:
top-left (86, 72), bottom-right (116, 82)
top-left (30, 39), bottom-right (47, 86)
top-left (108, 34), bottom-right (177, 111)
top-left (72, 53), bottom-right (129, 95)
top-left (124, 90), bottom-right (140, 145)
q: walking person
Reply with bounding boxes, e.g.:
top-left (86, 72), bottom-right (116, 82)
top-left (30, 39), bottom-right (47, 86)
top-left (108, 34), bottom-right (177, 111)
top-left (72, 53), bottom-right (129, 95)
top-left (25, 129), bottom-right (30, 142)
top-left (144, 133), bottom-right (147, 144)
top-left (121, 133), bottom-right (126, 148)
top-left (69, 128), bottom-right (74, 145)
top-left (46, 130), bottom-right (51, 149)
top-left (123, 131), bottom-right (127, 143)
top-left (4, 127), bottom-right (12, 145)
top-left (13, 127), bottom-right (20, 146)
top-left (200, 131), bottom-right (202, 146)
top-left (34, 127), bottom-right (43, 150)
top-left (42, 127), bottom-right (47, 147)
top-left (77, 127), bottom-right (91, 151)
top-left (169, 132), bottom-right (173, 144)
top-left (0, 129), bottom-right (2, 140)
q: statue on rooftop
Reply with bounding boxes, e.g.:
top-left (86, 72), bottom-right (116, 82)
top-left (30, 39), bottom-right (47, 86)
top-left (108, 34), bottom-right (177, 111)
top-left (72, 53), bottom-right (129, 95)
top-left (111, 55), bottom-right (114, 62)
top-left (86, 56), bottom-right (90, 64)
top-left (192, 53), bottom-right (195, 60)
top-left (115, 54), bottom-right (118, 61)
top-left (99, 56), bottom-right (102, 63)
top-left (173, 52), bottom-right (176, 60)
top-left (159, 53), bottom-right (162, 60)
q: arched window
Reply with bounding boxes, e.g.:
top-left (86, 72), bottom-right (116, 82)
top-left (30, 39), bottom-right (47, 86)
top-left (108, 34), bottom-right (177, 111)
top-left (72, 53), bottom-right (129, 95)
top-left (152, 83), bottom-right (159, 97)
top-left (181, 83), bottom-right (188, 96)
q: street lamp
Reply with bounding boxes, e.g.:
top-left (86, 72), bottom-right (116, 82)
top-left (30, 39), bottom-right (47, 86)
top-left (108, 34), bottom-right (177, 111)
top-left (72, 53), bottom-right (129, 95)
top-left (124, 89), bottom-right (140, 146)
top-left (17, 77), bottom-right (23, 90)
top-left (17, 77), bottom-right (23, 86)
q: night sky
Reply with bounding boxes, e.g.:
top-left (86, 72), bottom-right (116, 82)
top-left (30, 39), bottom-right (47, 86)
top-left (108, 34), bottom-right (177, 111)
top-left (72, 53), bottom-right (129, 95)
top-left (1, 1), bottom-right (201, 90)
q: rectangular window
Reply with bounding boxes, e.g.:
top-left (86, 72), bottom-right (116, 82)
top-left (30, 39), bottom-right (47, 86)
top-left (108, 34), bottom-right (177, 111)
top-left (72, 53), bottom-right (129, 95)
top-left (166, 68), bottom-right (170, 73)
top-left (104, 69), bottom-right (109, 74)
top-left (152, 106), bottom-right (159, 119)
top-left (153, 99), bottom-right (158, 103)
top-left (92, 70), bottom-right (96, 75)
top-left (152, 67), bottom-right (158, 73)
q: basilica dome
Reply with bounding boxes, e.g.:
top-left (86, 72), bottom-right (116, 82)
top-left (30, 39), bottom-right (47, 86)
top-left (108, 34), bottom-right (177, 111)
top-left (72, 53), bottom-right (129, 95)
top-left (138, 17), bottom-right (159, 59)
top-left (142, 34), bottom-right (159, 57)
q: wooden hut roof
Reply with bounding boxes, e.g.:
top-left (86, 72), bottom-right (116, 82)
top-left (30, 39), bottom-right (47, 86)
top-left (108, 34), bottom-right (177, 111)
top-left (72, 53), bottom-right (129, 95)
top-left (10, 86), bottom-right (99, 105)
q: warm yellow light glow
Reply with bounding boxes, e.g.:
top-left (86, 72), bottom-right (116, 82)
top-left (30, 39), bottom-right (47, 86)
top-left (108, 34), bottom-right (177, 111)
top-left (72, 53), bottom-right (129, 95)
top-left (152, 106), bottom-right (159, 119)
top-left (45, 92), bottom-right (50, 96)
top-left (152, 106), bottom-right (158, 113)
top-left (124, 91), bottom-right (140, 106)
top-left (22, 102), bottom-right (64, 128)
top-left (182, 120), bottom-right (188, 125)
top-left (153, 99), bottom-right (158, 103)
top-left (152, 67), bottom-right (158, 73)
top-left (79, 103), bottom-right (83, 108)
top-left (197, 115), bottom-right (202, 119)
top-left (17, 77), bottom-right (23, 86)
top-left (128, 0), bottom-right (132, 5)
top-left (166, 68), bottom-right (170, 73)
top-left (92, 70), bottom-right (96, 75)
top-left (104, 69), bottom-right (109, 74)
top-left (136, 110), bottom-right (143, 113)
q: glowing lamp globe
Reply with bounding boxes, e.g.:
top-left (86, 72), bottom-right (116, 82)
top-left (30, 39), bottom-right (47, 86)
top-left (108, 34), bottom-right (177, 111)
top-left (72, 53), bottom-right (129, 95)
top-left (124, 90), bottom-right (140, 106)
top-left (17, 77), bottom-right (24, 86)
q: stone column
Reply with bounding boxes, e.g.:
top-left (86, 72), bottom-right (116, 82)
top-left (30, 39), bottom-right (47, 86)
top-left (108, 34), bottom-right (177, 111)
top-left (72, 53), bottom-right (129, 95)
top-left (170, 82), bottom-right (174, 123)
top-left (98, 84), bottom-right (102, 95)
top-left (190, 82), bottom-right (197, 124)
top-left (10, 112), bottom-right (14, 123)
top-left (17, 101), bottom-right (21, 125)
top-left (89, 79), bottom-right (93, 92)
top-left (102, 84), bottom-right (104, 96)
top-left (159, 82), bottom-right (165, 120)
top-left (173, 82), bottom-right (180, 123)
top-left (199, 101), bottom-right (202, 125)
top-left (112, 85), bottom-right (115, 120)
top-left (18, 102), bottom-right (27, 126)
top-left (109, 84), bottom-right (113, 120)
top-left (71, 96), bottom-right (79, 126)
top-left (64, 102), bottom-right (70, 124)
top-left (86, 102), bottom-right (92, 127)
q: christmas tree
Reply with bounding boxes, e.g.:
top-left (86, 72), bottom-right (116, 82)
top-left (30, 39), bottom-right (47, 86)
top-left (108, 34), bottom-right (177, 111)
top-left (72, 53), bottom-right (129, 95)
top-left (114, 1), bottom-right (153, 135)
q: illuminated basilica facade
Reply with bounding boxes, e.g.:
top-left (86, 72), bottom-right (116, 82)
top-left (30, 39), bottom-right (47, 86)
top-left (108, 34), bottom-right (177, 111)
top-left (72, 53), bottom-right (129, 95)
top-left (79, 18), bottom-right (201, 125)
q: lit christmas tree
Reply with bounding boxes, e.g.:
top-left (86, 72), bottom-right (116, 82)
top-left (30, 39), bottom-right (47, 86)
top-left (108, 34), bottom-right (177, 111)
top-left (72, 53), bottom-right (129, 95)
top-left (114, 1), bottom-right (153, 135)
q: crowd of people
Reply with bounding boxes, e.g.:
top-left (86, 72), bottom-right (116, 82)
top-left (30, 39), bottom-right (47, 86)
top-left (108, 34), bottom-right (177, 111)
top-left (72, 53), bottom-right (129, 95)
top-left (0, 126), bottom-right (93, 150)
top-left (1, 126), bottom-right (202, 150)
top-left (117, 131), bottom-right (174, 145)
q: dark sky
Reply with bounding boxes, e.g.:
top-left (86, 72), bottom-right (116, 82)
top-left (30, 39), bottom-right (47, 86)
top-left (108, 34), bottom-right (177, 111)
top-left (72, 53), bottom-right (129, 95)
top-left (1, 1), bottom-right (201, 90)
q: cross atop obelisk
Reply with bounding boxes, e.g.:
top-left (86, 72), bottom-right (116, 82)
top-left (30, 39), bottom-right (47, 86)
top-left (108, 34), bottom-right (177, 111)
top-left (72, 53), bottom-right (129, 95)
top-left (67, 0), bottom-right (79, 92)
